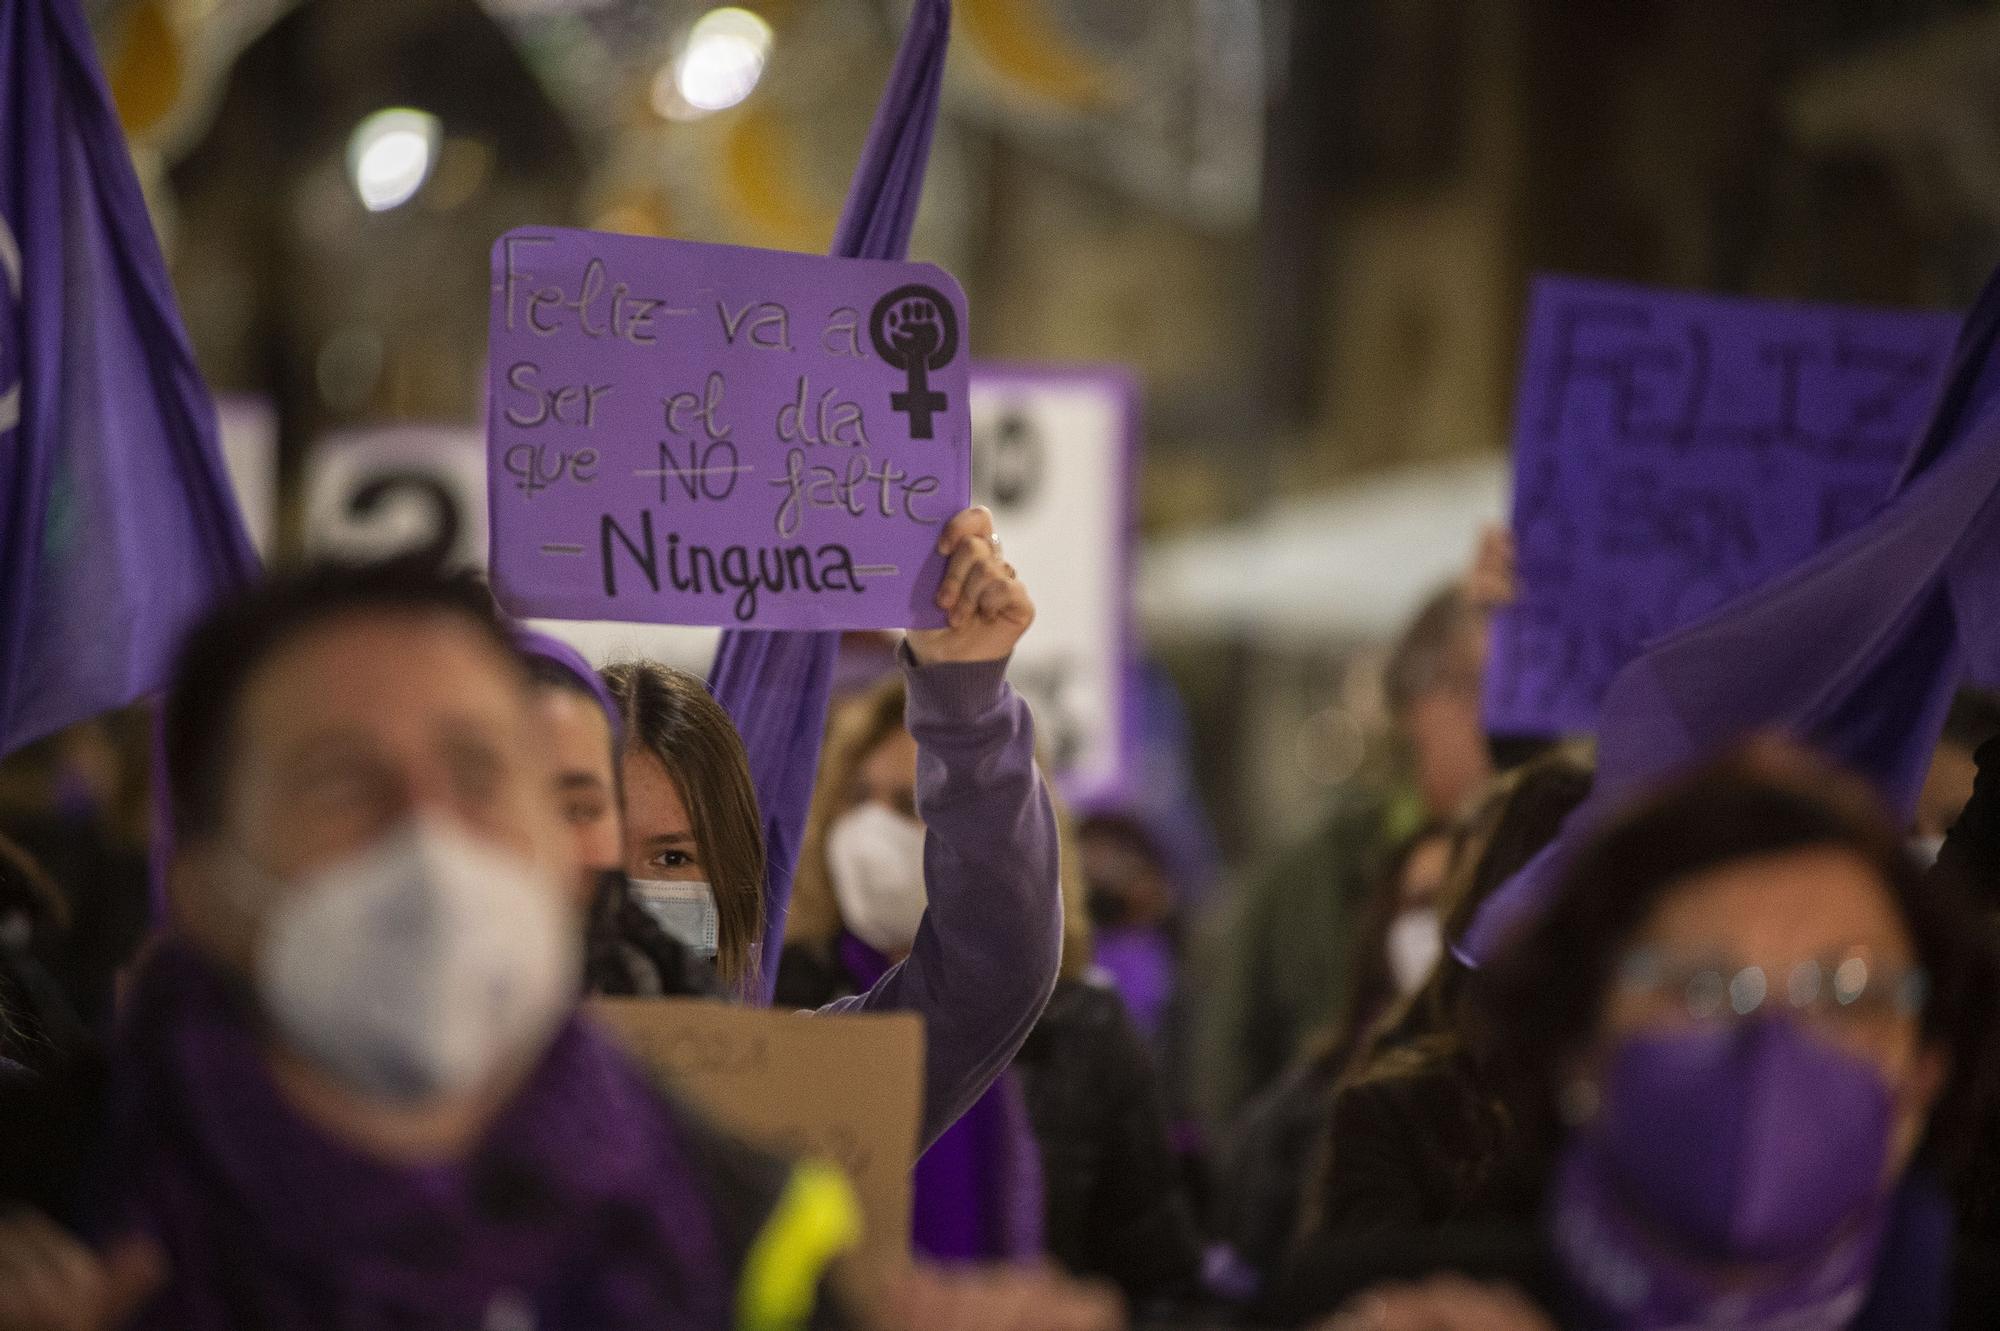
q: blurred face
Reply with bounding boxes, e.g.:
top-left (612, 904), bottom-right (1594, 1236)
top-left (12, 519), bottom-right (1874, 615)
top-left (533, 685), bottom-right (620, 903)
top-left (621, 749), bottom-right (705, 884)
top-left (1594, 847), bottom-right (1947, 1174)
top-left (824, 727), bottom-right (926, 958)
top-left (1081, 829), bottom-right (1173, 929)
top-left (1395, 619), bottom-right (1495, 819)
top-left (1402, 685), bottom-right (1493, 819)
top-left (1398, 834), bottom-right (1452, 912)
top-left (850, 728), bottom-right (920, 820)
top-left (1400, 623), bottom-right (1494, 820)
top-left (177, 612), bottom-right (575, 973)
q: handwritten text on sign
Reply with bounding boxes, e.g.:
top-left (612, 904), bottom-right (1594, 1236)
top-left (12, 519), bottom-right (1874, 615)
top-left (592, 998), bottom-right (923, 1263)
top-left (1485, 274), bottom-right (1959, 736)
top-left (487, 229), bottom-right (972, 629)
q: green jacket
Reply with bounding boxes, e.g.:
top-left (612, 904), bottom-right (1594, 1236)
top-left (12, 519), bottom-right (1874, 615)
top-left (1190, 785), bottom-right (1421, 1132)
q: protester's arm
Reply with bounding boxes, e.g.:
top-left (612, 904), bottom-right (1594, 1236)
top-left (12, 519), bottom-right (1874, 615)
top-left (816, 509), bottom-right (1062, 1148)
top-left (708, 630), bottom-right (841, 1002)
top-left (817, 648), bottom-right (1062, 1146)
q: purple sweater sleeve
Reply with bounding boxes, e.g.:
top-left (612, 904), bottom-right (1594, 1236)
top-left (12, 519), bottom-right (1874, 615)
top-left (815, 648), bottom-right (1065, 1149)
top-left (707, 630), bottom-right (839, 1002)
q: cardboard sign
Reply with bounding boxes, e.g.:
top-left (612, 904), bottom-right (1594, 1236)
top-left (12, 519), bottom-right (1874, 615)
top-left (591, 998), bottom-right (924, 1262)
top-left (1486, 274), bottom-right (1959, 735)
top-left (970, 365), bottom-right (1136, 806)
top-left (487, 229), bottom-right (973, 630)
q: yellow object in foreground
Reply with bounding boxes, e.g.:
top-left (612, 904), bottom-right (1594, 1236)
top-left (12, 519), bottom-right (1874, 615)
top-left (738, 1162), bottom-right (864, 1331)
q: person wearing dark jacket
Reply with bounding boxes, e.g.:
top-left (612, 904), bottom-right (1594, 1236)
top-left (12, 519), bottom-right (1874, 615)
top-left (1932, 731), bottom-right (2000, 907)
top-left (1212, 822), bottom-right (1454, 1287)
top-left (0, 803), bottom-right (147, 1044)
top-left (1013, 977), bottom-right (1205, 1306)
top-left (1194, 584), bottom-right (1499, 1133)
top-left (0, 830), bottom-right (93, 1077)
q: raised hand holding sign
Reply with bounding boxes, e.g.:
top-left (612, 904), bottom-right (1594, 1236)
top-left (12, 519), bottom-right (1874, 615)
top-left (906, 506), bottom-right (1036, 665)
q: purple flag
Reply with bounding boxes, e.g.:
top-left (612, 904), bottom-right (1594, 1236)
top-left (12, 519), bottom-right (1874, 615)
top-left (0, 0), bottom-right (258, 757)
top-left (1463, 266), bottom-right (2000, 963)
top-left (709, 0), bottom-right (951, 1002)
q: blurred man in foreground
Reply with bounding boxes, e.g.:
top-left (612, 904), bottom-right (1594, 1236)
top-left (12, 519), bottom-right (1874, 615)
top-left (2, 559), bottom-right (860, 1329)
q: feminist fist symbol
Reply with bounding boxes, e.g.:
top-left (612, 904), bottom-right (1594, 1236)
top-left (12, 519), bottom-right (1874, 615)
top-left (870, 283), bottom-right (959, 440)
top-left (886, 296), bottom-right (943, 364)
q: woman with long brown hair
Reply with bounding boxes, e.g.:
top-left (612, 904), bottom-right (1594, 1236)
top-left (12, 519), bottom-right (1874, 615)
top-left (598, 661), bottom-right (764, 989)
top-left (1278, 750), bottom-right (1593, 1267)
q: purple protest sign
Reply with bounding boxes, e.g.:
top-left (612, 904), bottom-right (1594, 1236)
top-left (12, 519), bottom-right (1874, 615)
top-left (1485, 274), bottom-right (1960, 736)
top-left (487, 227), bottom-right (971, 629)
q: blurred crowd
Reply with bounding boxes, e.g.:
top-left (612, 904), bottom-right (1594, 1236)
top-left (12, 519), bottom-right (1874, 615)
top-left (3, 517), bottom-right (1997, 1331)
top-left (8, 0), bottom-right (2000, 1324)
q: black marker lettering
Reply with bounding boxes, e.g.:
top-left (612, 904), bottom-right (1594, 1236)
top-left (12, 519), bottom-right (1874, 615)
top-left (600, 510), bottom-right (659, 597)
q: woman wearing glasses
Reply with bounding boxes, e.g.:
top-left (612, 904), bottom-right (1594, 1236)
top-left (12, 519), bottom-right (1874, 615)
top-left (1288, 740), bottom-right (1999, 1330)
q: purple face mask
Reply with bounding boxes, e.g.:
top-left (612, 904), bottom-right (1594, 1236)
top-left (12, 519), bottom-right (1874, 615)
top-left (1588, 1018), bottom-right (1895, 1263)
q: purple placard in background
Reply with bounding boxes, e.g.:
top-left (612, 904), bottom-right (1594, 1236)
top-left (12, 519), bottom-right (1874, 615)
top-left (1486, 273), bottom-right (1960, 736)
top-left (487, 228), bottom-right (971, 628)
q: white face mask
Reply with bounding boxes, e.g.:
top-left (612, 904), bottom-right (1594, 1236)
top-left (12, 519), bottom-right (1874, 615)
top-left (253, 816), bottom-right (577, 1105)
top-left (1909, 835), bottom-right (1946, 868)
top-left (1385, 906), bottom-right (1444, 997)
top-left (629, 878), bottom-right (720, 959)
top-left (826, 801), bottom-right (928, 956)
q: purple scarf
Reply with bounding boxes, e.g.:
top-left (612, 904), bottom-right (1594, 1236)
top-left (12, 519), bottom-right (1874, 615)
top-left (839, 932), bottom-right (1043, 1263)
top-left (100, 943), bottom-right (734, 1330)
top-left (1090, 927), bottom-right (1176, 1046)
